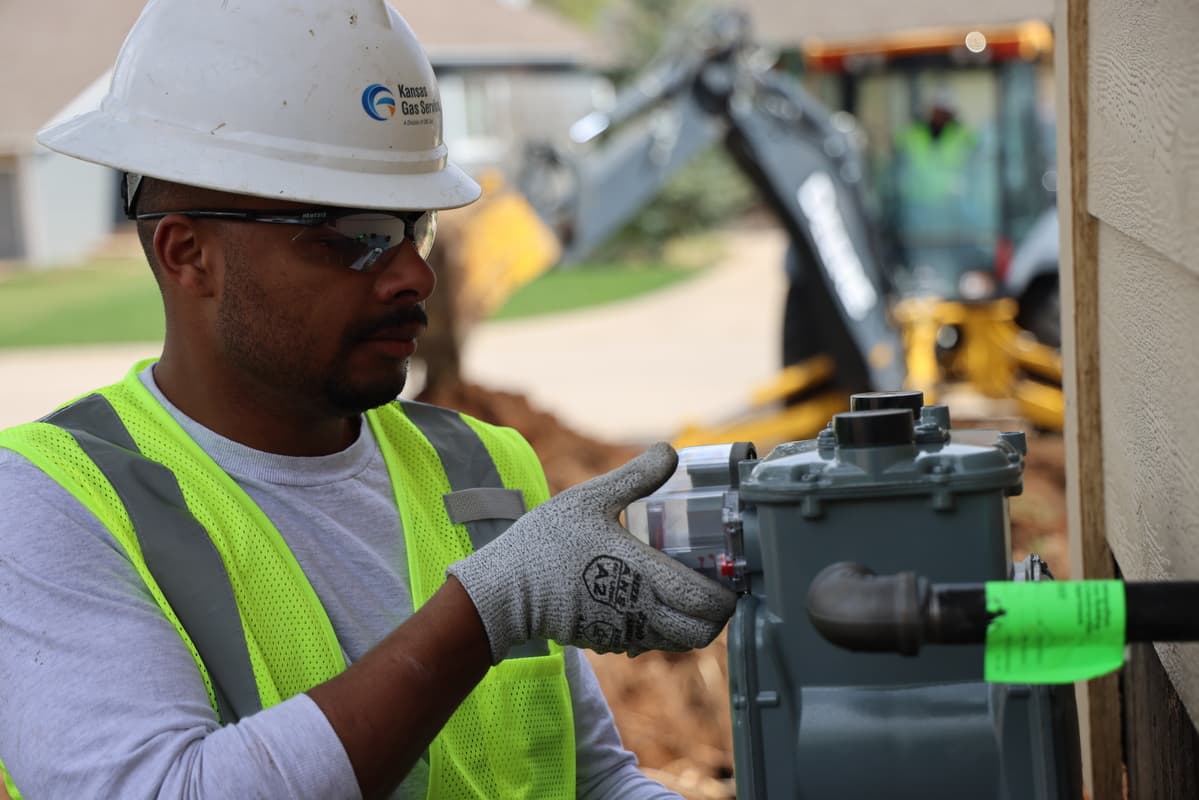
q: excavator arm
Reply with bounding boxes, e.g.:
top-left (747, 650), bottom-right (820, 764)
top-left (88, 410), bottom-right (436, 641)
top-left (716, 63), bottom-right (905, 392)
top-left (518, 13), bottom-right (736, 264)
top-left (431, 9), bottom-right (1060, 442)
top-left (519, 10), bottom-right (906, 412)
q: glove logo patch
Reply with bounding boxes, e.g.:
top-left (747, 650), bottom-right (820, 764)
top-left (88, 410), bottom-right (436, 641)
top-left (584, 556), bottom-right (642, 610)
top-left (575, 619), bottom-right (619, 649)
top-left (574, 612), bottom-right (649, 650)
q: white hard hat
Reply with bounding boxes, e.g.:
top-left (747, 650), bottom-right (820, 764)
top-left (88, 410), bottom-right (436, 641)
top-left (37, 0), bottom-right (480, 211)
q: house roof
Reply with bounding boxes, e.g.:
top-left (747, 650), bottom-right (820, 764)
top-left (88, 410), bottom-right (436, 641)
top-left (0, 0), bottom-right (149, 152)
top-left (732, 0), bottom-right (1055, 47)
top-left (395, 1), bottom-right (605, 67)
top-left (0, 0), bottom-right (601, 152)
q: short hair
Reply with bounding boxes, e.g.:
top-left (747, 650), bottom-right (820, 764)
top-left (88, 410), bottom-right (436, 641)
top-left (132, 178), bottom-right (231, 278)
top-left (133, 178), bottom-right (187, 276)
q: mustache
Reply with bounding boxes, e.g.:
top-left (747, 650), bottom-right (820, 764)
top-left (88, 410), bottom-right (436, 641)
top-left (346, 305), bottom-right (429, 343)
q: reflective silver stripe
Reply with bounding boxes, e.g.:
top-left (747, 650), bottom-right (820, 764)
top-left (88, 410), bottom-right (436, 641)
top-left (443, 487), bottom-right (526, 525)
top-left (400, 401), bottom-right (549, 658)
top-left (398, 401), bottom-right (524, 551)
top-left (45, 394), bottom-right (261, 724)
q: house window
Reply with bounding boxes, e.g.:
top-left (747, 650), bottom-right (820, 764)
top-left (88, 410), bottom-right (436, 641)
top-left (0, 163), bottom-right (23, 260)
top-left (438, 72), bottom-right (510, 170)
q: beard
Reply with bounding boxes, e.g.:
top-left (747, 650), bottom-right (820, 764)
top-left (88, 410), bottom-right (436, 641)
top-left (217, 244), bottom-right (421, 416)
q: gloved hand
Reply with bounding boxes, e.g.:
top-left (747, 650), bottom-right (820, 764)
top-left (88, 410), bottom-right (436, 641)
top-left (447, 442), bottom-right (738, 662)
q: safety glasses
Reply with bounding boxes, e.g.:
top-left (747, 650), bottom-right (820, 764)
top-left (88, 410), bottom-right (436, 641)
top-left (134, 208), bottom-right (438, 272)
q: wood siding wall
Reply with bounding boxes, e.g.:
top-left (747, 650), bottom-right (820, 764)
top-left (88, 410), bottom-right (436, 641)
top-left (1064, 0), bottom-right (1199, 796)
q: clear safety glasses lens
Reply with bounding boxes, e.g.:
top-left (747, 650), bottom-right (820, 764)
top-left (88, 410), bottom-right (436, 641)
top-left (293, 210), bottom-right (437, 271)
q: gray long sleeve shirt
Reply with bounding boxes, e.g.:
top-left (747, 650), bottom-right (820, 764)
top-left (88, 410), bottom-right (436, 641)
top-left (0, 367), bottom-right (677, 799)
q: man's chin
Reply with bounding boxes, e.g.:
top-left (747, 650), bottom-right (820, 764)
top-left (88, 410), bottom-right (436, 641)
top-left (326, 369), bottom-right (408, 414)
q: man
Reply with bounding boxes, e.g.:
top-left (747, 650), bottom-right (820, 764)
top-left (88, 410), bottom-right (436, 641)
top-left (0, 1), bottom-right (736, 798)
top-left (888, 86), bottom-right (996, 298)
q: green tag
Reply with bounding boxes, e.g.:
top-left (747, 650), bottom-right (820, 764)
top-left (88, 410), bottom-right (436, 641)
top-left (984, 580), bottom-right (1126, 684)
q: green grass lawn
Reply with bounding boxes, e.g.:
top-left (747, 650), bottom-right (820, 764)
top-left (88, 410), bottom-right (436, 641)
top-left (0, 250), bottom-right (710, 348)
top-left (0, 260), bottom-right (164, 348)
top-left (488, 261), bottom-right (701, 321)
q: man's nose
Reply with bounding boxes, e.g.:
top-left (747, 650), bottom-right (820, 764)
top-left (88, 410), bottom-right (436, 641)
top-left (371, 239), bottom-right (436, 303)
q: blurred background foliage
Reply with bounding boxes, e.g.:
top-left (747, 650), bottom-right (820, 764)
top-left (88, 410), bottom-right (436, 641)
top-left (533, 0), bottom-right (758, 261)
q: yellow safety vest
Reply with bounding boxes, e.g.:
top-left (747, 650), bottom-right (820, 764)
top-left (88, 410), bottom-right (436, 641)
top-left (0, 362), bottom-right (574, 799)
top-left (892, 120), bottom-right (986, 245)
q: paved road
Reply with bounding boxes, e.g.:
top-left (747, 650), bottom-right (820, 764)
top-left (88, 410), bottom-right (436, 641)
top-left (461, 225), bottom-right (788, 443)
top-left (0, 343), bottom-right (161, 428)
top-left (0, 226), bottom-right (789, 443)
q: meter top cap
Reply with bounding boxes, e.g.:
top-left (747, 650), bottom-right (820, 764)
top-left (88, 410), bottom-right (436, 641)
top-left (849, 391), bottom-right (924, 418)
top-left (834, 409), bottom-right (914, 448)
top-left (834, 391), bottom-right (926, 448)
top-left (740, 389), bottom-right (1025, 501)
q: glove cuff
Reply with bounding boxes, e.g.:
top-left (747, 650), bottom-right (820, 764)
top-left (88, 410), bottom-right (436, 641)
top-left (446, 555), bottom-right (527, 664)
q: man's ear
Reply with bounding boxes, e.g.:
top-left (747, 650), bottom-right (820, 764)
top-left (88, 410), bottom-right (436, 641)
top-left (153, 215), bottom-right (219, 298)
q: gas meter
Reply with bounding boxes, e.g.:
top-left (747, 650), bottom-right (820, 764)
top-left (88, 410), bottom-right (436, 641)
top-left (625, 391), bottom-right (1081, 800)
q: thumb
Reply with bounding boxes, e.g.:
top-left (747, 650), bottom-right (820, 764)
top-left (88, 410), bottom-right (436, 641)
top-left (574, 441), bottom-right (678, 517)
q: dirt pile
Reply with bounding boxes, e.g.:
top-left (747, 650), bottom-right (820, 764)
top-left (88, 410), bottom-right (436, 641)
top-left (419, 380), bottom-right (641, 493)
top-left (418, 381), bottom-right (1069, 800)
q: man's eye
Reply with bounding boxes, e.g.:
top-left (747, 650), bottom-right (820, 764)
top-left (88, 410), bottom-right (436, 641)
top-left (314, 239), bottom-right (368, 258)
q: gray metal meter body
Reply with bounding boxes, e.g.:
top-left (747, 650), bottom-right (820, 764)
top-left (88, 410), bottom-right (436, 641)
top-left (628, 392), bottom-right (1081, 799)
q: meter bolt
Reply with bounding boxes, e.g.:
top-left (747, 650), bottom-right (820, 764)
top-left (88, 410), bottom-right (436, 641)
top-left (817, 425), bottom-right (837, 451)
top-left (914, 422), bottom-right (947, 445)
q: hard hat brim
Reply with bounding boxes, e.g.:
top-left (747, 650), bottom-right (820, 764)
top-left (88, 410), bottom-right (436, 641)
top-left (39, 110), bottom-right (483, 212)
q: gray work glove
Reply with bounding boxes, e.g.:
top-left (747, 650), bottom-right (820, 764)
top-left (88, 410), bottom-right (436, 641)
top-left (447, 442), bottom-right (737, 662)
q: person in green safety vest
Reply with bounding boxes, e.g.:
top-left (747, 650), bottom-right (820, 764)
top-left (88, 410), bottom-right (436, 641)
top-left (0, 2), bottom-right (736, 799)
top-left (887, 86), bottom-right (997, 298)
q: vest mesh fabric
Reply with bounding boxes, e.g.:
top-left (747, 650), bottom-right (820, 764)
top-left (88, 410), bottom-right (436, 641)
top-left (370, 405), bottom-right (575, 800)
top-left (0, 422), bottom-right (196, 668)
top-left (0, 363), bottom-right (576, 799)
top-left (0, 420), bottom-right (213, 800)
top-left (101, 377), bottom-right (348, 706)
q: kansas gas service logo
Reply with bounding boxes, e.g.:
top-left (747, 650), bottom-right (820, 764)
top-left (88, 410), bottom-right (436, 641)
top-left (361, 83), bottom-right (397, 121)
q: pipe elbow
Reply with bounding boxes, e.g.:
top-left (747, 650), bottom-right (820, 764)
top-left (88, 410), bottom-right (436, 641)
top-left (806, 562), bottom-right (929, 655)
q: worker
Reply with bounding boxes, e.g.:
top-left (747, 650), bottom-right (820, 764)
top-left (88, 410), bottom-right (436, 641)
top-left (888, 85), bottom-right (996, 297)
top-left (0, 1), bottom-right (736, 798)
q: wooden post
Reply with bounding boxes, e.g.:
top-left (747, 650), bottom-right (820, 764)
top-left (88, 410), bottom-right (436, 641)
top-left (1056, 0), bottom-right (1123, 797)
top-left (1123, 644), bottom-right (1199, 798)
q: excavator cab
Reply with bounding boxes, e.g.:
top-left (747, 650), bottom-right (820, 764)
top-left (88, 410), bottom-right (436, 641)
top-left (800, 21), bottom-right (1059, 324)
top-left (792, 22), bottom-right (1064, 424)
